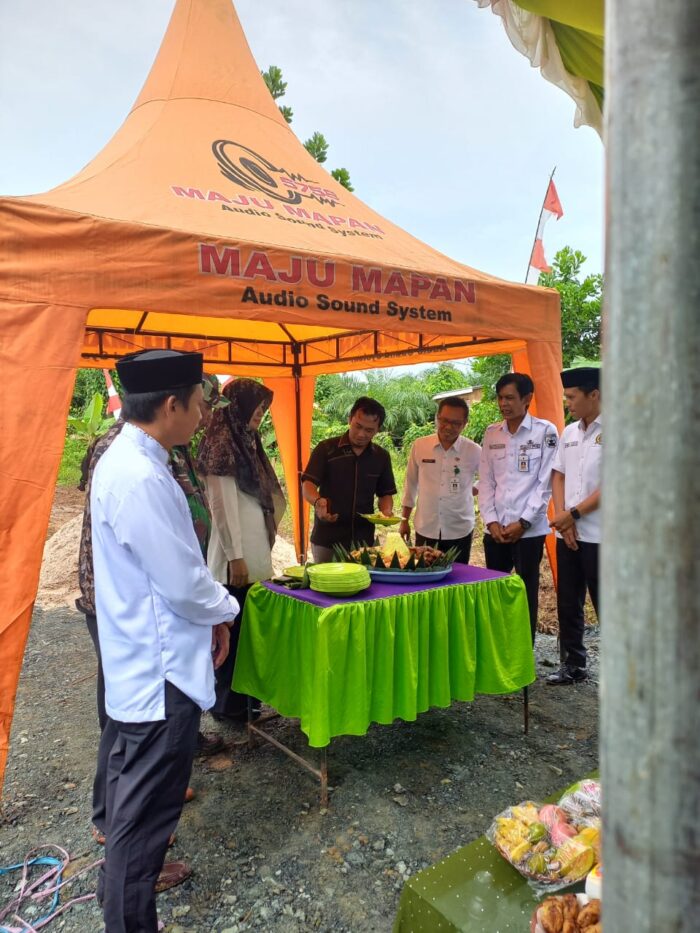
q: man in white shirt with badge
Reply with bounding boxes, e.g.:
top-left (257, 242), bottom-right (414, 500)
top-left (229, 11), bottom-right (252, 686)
top-left (479, 372), bottom-right (559, 641)
top-left (547, 366), bottom-right (602, 685)
top-left (91, 349), bottom-right (239, 932)
top-left (399, 396), bottom-right (480, 563)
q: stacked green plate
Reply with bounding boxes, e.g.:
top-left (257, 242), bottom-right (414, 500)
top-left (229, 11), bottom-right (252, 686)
top-left (307, 562), bottom-right (371, 597)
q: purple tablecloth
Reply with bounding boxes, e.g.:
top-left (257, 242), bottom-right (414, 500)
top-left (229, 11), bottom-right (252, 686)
top-left (264, 564), bottom-right (509, 609)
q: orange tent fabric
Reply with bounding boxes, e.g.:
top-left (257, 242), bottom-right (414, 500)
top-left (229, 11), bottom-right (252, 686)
top-left (0, 0), bottom-right (562, 791)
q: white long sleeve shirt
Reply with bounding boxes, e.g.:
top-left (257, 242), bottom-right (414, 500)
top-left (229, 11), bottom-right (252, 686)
top-left (203, 474), bottom-right (274, 584)
top-left (552, 415), bottom-right (602, 544)
top-left (478, 414), bottom-right (558, 538)
top-left (91, 423), bottom-right (239, 722)
top-left (402, 434), bottom-right (481, 539)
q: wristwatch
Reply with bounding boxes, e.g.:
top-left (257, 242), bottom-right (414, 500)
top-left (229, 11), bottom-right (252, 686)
top-left (570, 507), bottom-right (582, 521)
top-left (518, 518), bottom-right (532, 530)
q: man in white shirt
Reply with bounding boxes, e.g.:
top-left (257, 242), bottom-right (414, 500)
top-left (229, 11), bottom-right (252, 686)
top-left (479, 373), bottom-right (559, 641)
top-left (547, 367), bottom-right (602, 685)
top-left (91, 349), bottom-right (239, 932)
top-left (399, 397), bottom-right (481, 563)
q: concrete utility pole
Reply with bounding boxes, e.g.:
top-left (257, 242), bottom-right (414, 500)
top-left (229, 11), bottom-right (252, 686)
top-left (602, 0), bottom-right (700, 929)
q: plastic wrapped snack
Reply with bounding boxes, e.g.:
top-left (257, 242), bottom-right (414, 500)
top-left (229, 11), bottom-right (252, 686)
top-left (487, 800), bottom-right (601, 894)
top-left (558, 779), bottom-right (602, 827)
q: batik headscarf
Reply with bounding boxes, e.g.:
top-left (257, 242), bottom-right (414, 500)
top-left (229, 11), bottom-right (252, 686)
top-left (197, 379), bottom-right (285, 547)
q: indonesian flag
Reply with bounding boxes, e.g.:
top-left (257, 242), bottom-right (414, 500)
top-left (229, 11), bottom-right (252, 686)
top-left (530, 179), bottom-right (564, 274)
top-left (103, 369), bottom-right (122, 420)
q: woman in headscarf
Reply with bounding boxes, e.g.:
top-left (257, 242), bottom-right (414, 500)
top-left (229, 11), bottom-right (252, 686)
top-left (198, 378), bottom-right (286, 720)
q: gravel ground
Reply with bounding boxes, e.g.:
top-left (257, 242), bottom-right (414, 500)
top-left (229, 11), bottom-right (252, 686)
top-left (0, 491), bottom-right (600, 933)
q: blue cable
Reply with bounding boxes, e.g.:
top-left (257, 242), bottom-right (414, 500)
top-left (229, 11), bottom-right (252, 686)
top-left (0, 855), bottom-right (64, 931)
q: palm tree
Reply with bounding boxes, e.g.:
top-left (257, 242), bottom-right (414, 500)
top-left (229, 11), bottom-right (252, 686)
top-left (315, 372), bottom-right (435, 448)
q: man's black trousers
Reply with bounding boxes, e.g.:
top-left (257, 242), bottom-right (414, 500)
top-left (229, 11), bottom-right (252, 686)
top-left (98, 680), bottom-right (200, 933)
top-left (85, 612), bottom-right (118, 833)
top-left (556, 537), bottom-right (599, 669)
top-left (483, 534), bottom-right (546, 641)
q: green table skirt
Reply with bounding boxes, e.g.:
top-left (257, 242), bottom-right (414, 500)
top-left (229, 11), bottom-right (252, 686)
top-left (233, 575), bottom-right (534, 748)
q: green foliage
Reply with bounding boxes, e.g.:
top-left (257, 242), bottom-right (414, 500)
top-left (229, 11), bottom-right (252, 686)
top-left (538, 247), bottom-right (602, 367)
top-left (261, 64), bottom-right (352, 186)
top-left (467, 355), bottom-right (511, 401)
top-left (67, 393), bottom-right (113, 440)
top-left (261, 65), bottom-right (287, 100)
top-left (331, 167), bottom-right (353, 191)
top-left (304, 132), bottom-right (329, 164)
top-left (261, 65), bottom-right (293, 122)
top-left (71, 368), bottom-right (108, 413)
top-left (424, 362), bottom-right (468, 397)
top-left (57, 435), bottom-right (89, 486)
top-left (401, 421), bottom-right (435, 452)
top-left (371, 431), bottom-right (395, 453)
top-left (465, 400), bottom-right (501, 446)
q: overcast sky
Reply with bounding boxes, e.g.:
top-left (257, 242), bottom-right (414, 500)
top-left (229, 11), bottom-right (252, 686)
top-left (0, 0), bottom-right (603, 294)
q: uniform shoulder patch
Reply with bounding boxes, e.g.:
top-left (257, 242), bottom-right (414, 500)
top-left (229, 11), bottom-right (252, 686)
top-left (545, 434), bottom-right (557, 447)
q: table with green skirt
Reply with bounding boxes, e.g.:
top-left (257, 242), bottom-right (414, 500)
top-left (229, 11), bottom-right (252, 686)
top-left (232, 565), bottom-right (535, 762)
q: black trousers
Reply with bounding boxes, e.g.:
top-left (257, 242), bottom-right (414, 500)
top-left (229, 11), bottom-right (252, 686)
top-left (556, 538), bottom-right (600, 669)
top-left (483, 534), bottom-right (546, 641)
top-left (415, 531), bottom-right (473, 565)
top-left (212, 584), bottom-right (259, 719)
top-left (99, 680), bottom-right (200, 933)
top-left (85, 612), bottom-right (118, 832)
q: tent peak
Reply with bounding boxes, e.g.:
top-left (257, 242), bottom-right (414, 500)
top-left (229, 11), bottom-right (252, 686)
top-left (131, 0), bottom-right (286, 128)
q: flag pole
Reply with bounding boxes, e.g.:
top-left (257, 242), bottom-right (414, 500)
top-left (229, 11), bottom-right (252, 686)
top-left (525, 166), bottom-right (557, 283)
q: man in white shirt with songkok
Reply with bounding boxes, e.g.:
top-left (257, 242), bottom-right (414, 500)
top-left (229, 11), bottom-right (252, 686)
top-left (91, 349), bottom-right (239, 932)
top-left (399, 397), bottom-right (481, 563)
top-left (547, 366), bottom-right (602, 685)
top-left (479, 372), bottom-right (559, 641)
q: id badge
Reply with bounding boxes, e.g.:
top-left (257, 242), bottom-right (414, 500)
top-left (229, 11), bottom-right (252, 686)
top-left (518, 455), bottom-right (529, 473)
top-left (450, 478), bottom-right (461, 495)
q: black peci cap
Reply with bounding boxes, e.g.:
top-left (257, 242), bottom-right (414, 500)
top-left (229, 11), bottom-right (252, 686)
top-left (116, 350), bottom-right (203, 393)
top-left (560, 367), bottom-right (600, 390)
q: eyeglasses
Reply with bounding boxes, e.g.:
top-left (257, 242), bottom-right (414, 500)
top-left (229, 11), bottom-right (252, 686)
top-left (436, 416), bottom-right (465, 429)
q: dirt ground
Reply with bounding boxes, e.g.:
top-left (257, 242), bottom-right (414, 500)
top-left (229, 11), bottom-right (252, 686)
top-left (0, 490), bottom-right (599, 933)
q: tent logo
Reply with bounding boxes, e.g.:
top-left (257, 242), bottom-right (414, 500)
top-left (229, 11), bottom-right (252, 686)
top-left (212, 140), bottom-right (343, 208)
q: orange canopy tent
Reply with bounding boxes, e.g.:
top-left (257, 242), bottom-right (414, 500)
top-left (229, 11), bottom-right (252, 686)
top-left (0, 0), bottom-right (562, 790)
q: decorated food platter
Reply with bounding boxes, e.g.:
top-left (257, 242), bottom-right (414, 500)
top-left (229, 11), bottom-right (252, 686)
top-left (368, 567), bottom-right (452, 583)
top-left (332, 533), bottom-right (457, 584)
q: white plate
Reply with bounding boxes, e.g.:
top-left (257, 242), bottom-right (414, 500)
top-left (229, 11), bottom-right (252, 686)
top-left (367, 566), bottom-right (453, 584)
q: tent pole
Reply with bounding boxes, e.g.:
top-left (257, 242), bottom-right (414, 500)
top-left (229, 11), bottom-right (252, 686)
top-left (603, 0), bottom-right (700, 928)
top-left (291, 344), bottom-right (306, 561)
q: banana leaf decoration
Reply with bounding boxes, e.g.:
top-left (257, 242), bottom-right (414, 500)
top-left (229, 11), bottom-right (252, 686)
top-left (389, 551), bottom-right (402, 569)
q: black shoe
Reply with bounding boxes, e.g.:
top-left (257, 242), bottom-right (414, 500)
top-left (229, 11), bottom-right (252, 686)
top-left (546, 664), bottom-right (587, 685)
top-left (196, 731), bottom-right (225, 756)
top-left (211, 708), bottom-right (260, 725)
